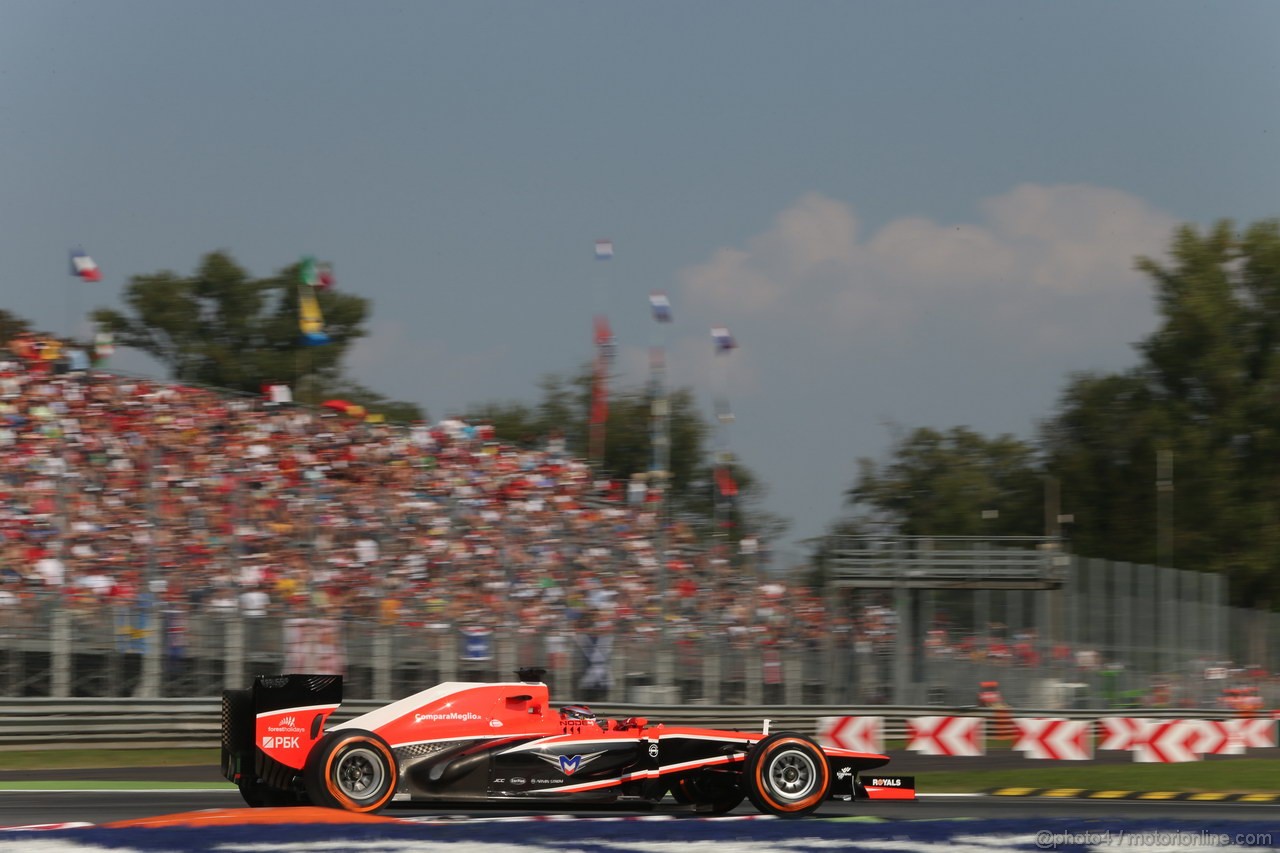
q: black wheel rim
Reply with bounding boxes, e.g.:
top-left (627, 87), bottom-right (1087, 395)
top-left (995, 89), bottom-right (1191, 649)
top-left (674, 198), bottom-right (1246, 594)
top-left (766, 748), bottom-right (818, 802)
top-left (334, 746), bottom-right (386, 802)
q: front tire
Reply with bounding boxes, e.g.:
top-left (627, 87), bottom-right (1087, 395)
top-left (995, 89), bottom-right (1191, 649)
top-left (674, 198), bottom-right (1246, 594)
top-left (743, 733), bottom-right (830, 818)
top-left (303, 729), bottom-right (397, 813)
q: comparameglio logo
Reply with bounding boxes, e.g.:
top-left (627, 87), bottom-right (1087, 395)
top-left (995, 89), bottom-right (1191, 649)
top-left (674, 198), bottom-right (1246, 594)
top-left (414, 712), bottom-right (482, 723)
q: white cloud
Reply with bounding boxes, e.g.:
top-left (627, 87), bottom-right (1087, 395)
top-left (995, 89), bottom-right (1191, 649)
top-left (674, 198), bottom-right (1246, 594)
top-left (678, 183), bottom-right (1179, 344)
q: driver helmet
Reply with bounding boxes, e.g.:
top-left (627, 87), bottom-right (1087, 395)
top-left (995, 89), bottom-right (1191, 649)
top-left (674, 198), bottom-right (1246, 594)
top-left (559, 704), bottom-right (595, 723)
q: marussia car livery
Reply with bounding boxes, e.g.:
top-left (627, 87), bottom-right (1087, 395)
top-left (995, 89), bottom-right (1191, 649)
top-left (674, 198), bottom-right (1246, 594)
top-left (221, 671), bottom-right (914, 818)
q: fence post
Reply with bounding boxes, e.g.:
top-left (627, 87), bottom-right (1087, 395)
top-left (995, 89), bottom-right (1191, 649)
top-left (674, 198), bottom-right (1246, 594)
top-left (499, 625), bottom-right (519, 686)
top-left (51, 606), bottom-right (70, 698)
top-left (703, 639), bottom-right (721, 705)
top-left (1116, 562), bottom-right (1132, 697)
top-left (609, 633), bottom-right (627, 703)
top-left (744, 640), bottom-right (762, 706)
top-left (784, 641), bottom-right (802, 706)
top-left (825, 630), bottom-right (843, 705)
top-left (137, 614), bottom-right (162, 699)
top-left (892, 583), bottom-right (912, 704)
top-left (224, 616), bottom-right (244, 691)
top-left (372, 623), bottom-right (391, 701)
top-left (439, 627), bottom-right (457, 684)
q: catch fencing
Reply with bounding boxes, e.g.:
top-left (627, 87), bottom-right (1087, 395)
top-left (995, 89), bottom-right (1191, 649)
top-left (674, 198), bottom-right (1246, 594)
top-left (829, 540), bottom-right (1280, 711)
top-left (1, 564), bottom-right (1277, 713)
top-left (0, 697), bottom-right (1252, 752)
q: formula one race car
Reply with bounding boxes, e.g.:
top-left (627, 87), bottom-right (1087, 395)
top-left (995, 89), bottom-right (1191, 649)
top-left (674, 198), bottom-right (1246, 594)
top-left (221, 670), bottom-right (914, 818)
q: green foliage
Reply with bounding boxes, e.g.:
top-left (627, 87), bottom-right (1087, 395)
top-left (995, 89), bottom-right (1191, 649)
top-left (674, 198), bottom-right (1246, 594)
top-left (1041, 370), bottom-right (1174, 564)
top-left (463, 369), bottom-right (788, 548)
top-left (89, 250), bottom-right (420, 420)
top-left (1045, 219), bottom-right (1280, 606)
top-left (922, 758), bottom-right (1280, 794)
top-left (831, 219), bottom-right (1280, 607)
top-left (0, 309), bottom-right (32, 348)
top-left (465, 367), bottom-right (713, 496)
top-left (845, 425), bottom-right (1044, 537)
top-left (91, 251), bottom-right (368, 396)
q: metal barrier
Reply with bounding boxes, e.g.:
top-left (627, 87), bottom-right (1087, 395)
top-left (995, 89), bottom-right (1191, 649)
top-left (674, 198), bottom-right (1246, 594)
top-left (0, 698), bottom-right (1238, 751)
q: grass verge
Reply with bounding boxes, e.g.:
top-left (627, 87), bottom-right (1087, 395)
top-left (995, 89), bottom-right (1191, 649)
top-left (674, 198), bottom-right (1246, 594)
top-left (0, 780), bottom-right (231, 791)
top-left (0, 748), bottom-right (217, 771)
top-left (924, 759), bottom-right (1280, 794)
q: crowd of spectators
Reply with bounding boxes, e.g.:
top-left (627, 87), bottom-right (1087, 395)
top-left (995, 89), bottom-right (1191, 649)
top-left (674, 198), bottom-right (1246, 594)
top-left (0, 333), bottom-right (838, 661)
top-left (3, 333), bottom-right (1273, 708)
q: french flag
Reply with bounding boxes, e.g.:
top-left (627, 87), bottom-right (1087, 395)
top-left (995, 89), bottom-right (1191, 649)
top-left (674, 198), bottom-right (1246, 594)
top-left (594, 239), bottom-right (614, 260)
top-left (70, 249), bottom-right (102, 282)
top-left (649, 292), bottom-right (672, 323)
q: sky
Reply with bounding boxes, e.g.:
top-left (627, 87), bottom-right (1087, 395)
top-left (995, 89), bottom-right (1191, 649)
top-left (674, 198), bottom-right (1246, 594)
top-left (3, 1), bottom-right (1279, 566)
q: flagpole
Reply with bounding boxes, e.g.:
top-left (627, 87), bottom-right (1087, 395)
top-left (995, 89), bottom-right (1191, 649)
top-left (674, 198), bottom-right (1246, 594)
top-left (66, 251), bottom-right (79, 346)
top-left (66, 275), bottom-right (74, 345)
top-left (66, 250), bottom-right (74, 344)
top-left (649, 292), bottom-right (672, 696)
top-left (590, 239), bottom-right (614, 471)
top-left (711, 328), bottom-right (736, 573)
top-left (68, 248), bottom-right (103, 349)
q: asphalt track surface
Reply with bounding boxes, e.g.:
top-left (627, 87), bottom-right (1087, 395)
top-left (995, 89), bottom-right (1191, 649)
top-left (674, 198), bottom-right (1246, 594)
top-left (2, 752), bottom-right (1277, 827)
top-left (3, 788), bottom-right (1280, 827)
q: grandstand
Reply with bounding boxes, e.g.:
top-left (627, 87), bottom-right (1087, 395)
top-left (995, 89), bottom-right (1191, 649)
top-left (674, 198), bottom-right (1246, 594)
top-left (1, 335), bottom-right (1275, 710)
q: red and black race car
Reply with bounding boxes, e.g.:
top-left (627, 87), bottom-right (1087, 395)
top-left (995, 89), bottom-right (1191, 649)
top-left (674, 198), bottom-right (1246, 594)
top-left (221, 670), bottom-right (914, 818)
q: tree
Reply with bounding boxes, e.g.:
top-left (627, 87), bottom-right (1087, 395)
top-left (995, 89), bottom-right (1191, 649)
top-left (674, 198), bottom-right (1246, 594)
top-left (92, 250), bottom-right (422, 420)
top-left (843, 425), bottom-right (1045, 537)
top-left (0, 309), bottom-right (32, 348)
top-left (463, 368), bottom-right (788, 549)
top-left (1041, 370), bottom-right (1175, 564)
top-left (1044, 219), bottom-right (1280, 605)
top-left (465, 368), bottom-right (713, 497)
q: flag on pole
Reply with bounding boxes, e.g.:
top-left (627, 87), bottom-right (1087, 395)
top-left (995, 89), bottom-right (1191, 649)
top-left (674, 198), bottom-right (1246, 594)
top-left (299, 256), bottom-right (319, 287)
top-left (298, 285), bottom-right (330, 345)
top-left (711, 327), bottom-right (736, 353)
top-left (70, 249), bottom-right (102, 282)
top-left (300, 255), bottom-right (335, 289)
top-left (594, 239), bottom-right (614, 260)
top-left (649, 292), bottom-right (672, 323)
top-left (715, 465), bottom-right (739, 498)
top-left (316, 261), bottom-right (335, 290)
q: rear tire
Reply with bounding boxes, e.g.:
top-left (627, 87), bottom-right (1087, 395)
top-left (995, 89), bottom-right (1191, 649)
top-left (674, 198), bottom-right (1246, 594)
top-left (743, 733), bottom-right (830, 818)
top-left (304, 729), bottom-right (397, 813)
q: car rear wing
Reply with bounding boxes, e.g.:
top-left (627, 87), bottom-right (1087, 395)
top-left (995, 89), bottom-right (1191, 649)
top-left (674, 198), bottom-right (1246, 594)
top-left (222, 674), bottom-right (344, 786)
top-left (249, 673), bottom-right (343, 720)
